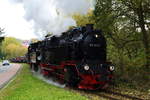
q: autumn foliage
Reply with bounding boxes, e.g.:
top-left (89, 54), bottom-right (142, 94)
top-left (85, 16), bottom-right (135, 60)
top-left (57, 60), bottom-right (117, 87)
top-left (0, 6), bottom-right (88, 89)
top-left (0, 37), bottom-right (27, 59)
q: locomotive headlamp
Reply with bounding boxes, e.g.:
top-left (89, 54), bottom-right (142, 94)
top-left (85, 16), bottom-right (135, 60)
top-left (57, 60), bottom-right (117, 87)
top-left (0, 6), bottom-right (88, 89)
top-left (95, 34), bottom-right (98, 38)
top-left (109, 66), bottom-right (115, 71)
top-left (84, 65), bottom-right (89, 70)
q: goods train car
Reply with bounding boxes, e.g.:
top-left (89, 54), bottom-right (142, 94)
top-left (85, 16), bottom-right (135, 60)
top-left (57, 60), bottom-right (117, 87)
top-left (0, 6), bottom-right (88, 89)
top-left (27, 24), bottom-right (115, 90)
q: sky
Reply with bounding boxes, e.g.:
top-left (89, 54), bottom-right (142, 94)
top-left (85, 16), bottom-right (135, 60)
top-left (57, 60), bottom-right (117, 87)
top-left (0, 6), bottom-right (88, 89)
top-left (0, 0), bottom-right (37, 40)
top-left (0, 0), bottom-right (94, 40)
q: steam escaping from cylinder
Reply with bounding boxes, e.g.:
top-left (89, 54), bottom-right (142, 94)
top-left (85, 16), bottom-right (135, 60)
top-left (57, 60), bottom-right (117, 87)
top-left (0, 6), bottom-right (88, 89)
top-left (32, 71), bottom-right (66, 88)
top-left (9, 0), bottom-right (95, 39)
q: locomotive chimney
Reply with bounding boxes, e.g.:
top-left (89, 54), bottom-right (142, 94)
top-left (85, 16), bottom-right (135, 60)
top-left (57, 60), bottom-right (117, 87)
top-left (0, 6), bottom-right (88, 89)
top-left (86, 24), bottom-right (93, 31)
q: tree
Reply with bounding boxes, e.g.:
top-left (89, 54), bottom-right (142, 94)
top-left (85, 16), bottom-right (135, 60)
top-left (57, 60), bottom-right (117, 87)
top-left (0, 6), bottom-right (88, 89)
top-left (0, 27), bottom-right (5, 59)
top-left (30, 38), bottom-right (39, 43)
top-left (73, 10), bottom-right (94, 26)
top-left (121, 0), bottom-right (150, 69)
top-left (1, 37), bottom-right (27, 59)
top-left (0, 27), bottom-right (5, 43)
top-left (94, 0), bottom-right (150, 71)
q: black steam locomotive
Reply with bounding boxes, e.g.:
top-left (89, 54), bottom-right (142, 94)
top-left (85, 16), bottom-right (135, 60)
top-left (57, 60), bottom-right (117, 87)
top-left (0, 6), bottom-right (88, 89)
top-left (27, 24), bottom-right (114, 90)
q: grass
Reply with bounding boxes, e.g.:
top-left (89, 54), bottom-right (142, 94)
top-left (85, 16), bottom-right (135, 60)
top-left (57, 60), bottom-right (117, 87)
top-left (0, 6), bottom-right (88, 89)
top-left (0, 64), bottom-right (88, 100)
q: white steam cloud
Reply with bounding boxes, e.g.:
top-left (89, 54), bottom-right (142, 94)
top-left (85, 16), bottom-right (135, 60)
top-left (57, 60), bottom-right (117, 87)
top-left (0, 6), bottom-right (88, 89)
top-left (10, 0), bottom-right (95, 38)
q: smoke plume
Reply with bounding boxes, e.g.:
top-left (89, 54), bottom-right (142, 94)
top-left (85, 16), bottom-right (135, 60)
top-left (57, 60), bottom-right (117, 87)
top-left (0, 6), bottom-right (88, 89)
top-left (10, 0), bottom-right (95, 39)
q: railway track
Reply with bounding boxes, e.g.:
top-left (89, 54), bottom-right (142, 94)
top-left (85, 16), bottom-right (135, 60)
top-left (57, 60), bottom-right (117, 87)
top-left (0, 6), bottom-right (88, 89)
top-left (66, 86), bottom-right (149, 100)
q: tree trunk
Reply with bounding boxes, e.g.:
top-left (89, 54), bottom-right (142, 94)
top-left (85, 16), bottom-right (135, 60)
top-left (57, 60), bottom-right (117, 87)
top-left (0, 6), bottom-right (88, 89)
top-left (137, 4), bottom-right (150, 69)
top-left (118, 48), bottom-right (124, 75)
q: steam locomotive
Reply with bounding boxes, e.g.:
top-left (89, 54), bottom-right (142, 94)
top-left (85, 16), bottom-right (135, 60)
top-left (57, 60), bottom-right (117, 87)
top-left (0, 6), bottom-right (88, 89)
top-left (27, 24), bottom-right (114, 90)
